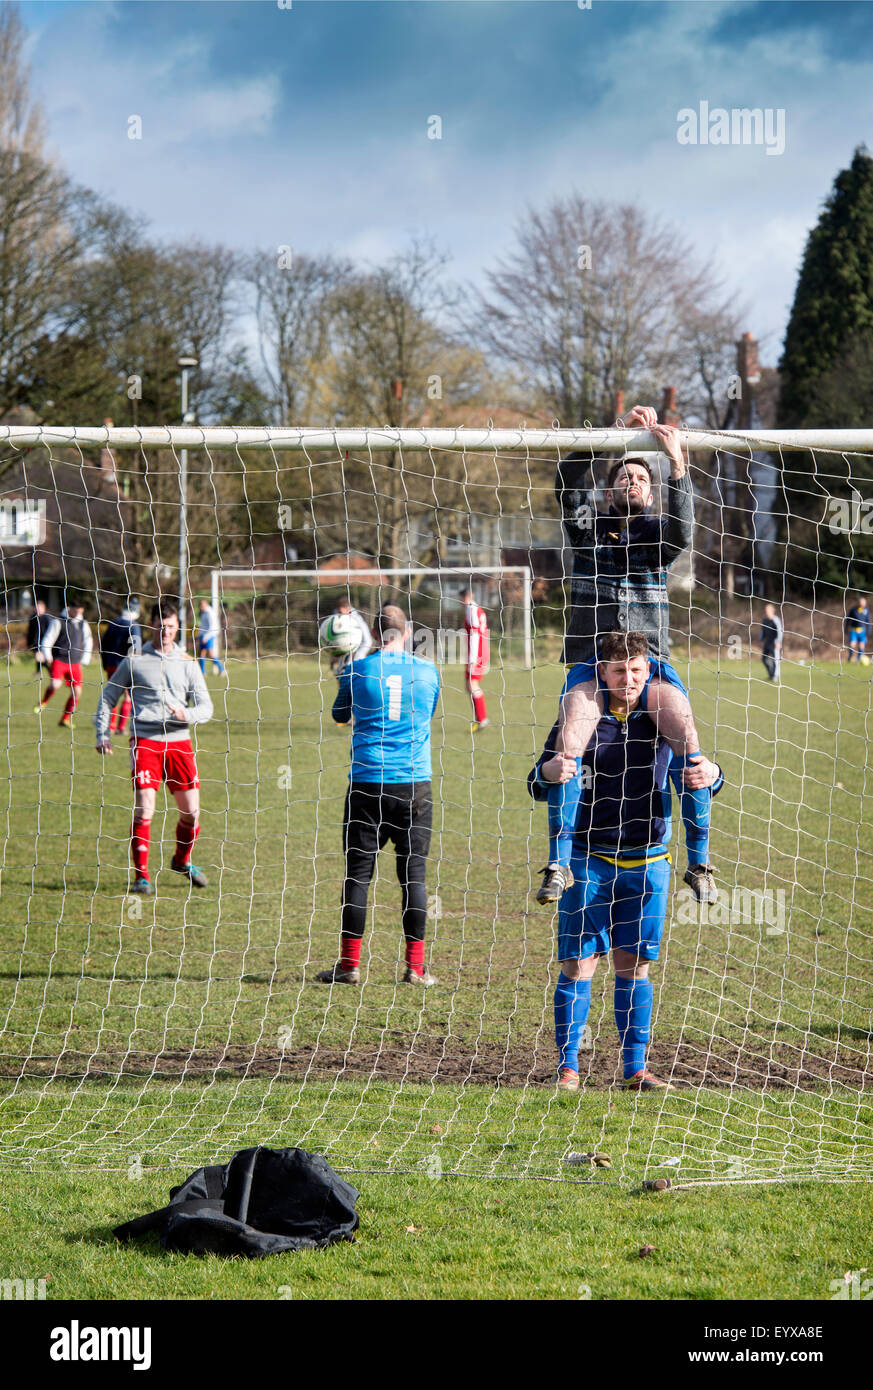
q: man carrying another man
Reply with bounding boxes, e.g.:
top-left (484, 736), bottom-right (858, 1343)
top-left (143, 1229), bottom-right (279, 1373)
top-left (530, 631), bottom-right (724, 1092)
top-left (539, 403), bottom-right (720, 908)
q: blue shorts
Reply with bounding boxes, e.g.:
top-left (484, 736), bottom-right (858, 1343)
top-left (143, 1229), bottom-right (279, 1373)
top-left (563, 656), bottom-right (687, 703)
top-left (557, 853), bottom-right (671, 963)
top-left (848, 629), bottom-right (866, 648)
top-left (197, 637), bottom-right (216, 654)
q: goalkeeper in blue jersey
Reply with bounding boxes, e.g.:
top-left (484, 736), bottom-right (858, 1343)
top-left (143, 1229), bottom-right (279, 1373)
top-left (529, 631), bottom-right (723, 1092)
top-left (316, 604), bottom-right (441, 987)
top-left (539, 402), bottom-right (719, 909)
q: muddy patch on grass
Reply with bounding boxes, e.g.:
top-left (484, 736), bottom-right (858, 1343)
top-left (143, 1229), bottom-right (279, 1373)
top-left (6, 1031), bottom-right (870, 1092)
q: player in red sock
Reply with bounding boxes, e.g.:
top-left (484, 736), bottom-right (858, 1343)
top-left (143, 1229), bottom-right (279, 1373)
top-left (130, 817), bottom-right (151, 880)
top-left (460, 587), bottom-right (489, 732)
top-left (95, 598), bottom-right (213, 895)
top-left (35, 598), bottom-right (93, 727)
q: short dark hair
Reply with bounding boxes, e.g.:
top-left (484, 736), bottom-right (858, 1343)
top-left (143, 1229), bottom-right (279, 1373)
top-left (374, 604), bottom-right (407, 639)
top-left (335, 597), bottom-right (352, 613)
top-left (598, 630), bottom-right (649, 662)
top-left (151, 598), bottom-right (179, 623)
top-left (607, 456), bottom-right (653, 490)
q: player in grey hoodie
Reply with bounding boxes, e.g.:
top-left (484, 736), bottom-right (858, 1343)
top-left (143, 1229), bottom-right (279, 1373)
top-left (95, 598), bottom-right (213, 894)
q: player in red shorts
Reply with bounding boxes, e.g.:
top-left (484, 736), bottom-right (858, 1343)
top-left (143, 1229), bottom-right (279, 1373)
top-left (94, 598), bottom-right (213, 895)
top-left (35, 598), bottom-right (94, 727)
top-left (460, 586), bottom-right (489, 731)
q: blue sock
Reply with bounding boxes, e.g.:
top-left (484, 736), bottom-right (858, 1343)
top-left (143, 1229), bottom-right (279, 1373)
top-left (547, 763), bottom-right (583, 868)
top-left (614, 976), bottom-right (654, 1079)
top-left (198, 657), bottom-right (207, 675)
top-left (554, 973), bottom-right (591, 1073)
top-left (669, 752), bottom-right (710, 866)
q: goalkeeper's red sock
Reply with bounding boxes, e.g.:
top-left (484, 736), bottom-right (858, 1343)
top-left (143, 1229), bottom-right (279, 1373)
top-left (131, 819), bottom-right (151, 878)
top-left (472, 692), bottom-right (487, 724)
top-left (117, 694), bottom-right (132, 733)
top-left (175, 820), bottom-right (200, 866)
top-left (405, 939), bottom-right (426, 976)
top-left (340, 935), bottom-right (362, 972)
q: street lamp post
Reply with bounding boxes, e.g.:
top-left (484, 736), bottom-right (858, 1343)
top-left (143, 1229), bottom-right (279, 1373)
top-left (178, 356), bottom-right (198, 644)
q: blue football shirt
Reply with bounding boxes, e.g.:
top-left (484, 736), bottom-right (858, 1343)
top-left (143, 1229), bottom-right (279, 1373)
top-left (332, 649), bottom-right (440, 783)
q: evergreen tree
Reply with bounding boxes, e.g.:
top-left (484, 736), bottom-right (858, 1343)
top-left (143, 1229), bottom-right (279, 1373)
top-left (778, 146), bottom-right (873, 428)
top-left (777, 148), bottom-right (873, 596)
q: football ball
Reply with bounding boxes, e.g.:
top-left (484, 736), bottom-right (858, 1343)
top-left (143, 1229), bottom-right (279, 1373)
top-left (861, 655), bottom-right (871, 667)
top-left (318, 612), bottom-right (359, 655)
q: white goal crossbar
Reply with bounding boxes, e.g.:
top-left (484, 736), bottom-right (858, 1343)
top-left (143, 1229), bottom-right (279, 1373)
top-left (5, 425), bottom-right (873, 452)
top-left (211, 566), bottom-right (535, 668)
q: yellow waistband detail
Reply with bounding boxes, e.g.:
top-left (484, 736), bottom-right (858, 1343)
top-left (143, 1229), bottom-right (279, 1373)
top-left (589, 851), bottom-right (671, 869)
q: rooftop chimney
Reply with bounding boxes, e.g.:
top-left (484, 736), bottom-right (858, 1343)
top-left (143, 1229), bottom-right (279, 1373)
top-left (660, 386), bottom-right (680, 425)
top-left (737, 332), bottom-right (761, 386)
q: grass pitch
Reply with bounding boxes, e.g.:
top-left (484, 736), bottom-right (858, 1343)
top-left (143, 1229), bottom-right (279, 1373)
top-left (0, 649), bottom-right (871, 1298)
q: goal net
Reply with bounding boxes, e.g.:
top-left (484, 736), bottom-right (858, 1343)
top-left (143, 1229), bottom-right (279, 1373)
top-left (0, 424), bottom-right (870, 1187)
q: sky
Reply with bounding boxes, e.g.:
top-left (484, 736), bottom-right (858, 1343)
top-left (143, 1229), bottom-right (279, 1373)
top-left (17, 0), bottom-right (873, 369)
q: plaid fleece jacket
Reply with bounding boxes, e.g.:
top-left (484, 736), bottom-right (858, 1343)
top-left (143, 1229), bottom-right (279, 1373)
top-left (555, 456), bottom-right (694, 665)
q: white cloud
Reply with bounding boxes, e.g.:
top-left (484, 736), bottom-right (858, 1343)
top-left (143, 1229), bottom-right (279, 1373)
top-left (29, 2), bottom-right (280, 172)
top-left (159, 75), bottom-right (281, 142)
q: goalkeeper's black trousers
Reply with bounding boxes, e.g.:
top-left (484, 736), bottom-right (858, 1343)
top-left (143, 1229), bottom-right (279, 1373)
top-left (341, 781), bottom-right (433, 941)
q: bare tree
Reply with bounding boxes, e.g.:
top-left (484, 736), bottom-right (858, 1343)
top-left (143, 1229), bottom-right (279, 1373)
top-left (44, 208), bottom-right (248, 579)
top-left (157, 241), bottom-right (238, 386)
top-left (247, 249), bottom-right (349, 424)
top-left (0, 5), bottom-right (90, 425)
top-left (0, 1), bottom-right (45, 156)
top-left (0, 150), bottom-right (85, 419)
top-left (331, 240), bottom-right (455, 422)
top-left (476, 194), bottom-right (744, 426)
top-left (328, 240), bottom-right (496, 571)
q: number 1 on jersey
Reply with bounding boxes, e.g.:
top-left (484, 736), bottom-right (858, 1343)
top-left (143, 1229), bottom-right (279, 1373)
top-left (385, 674), bottom-right (402, 720)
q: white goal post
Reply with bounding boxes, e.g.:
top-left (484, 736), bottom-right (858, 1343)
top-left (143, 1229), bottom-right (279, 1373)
top-left (210, 566), bottom-right (534, 668)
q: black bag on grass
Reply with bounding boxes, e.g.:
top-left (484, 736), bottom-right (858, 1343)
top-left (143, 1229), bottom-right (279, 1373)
top-left (114, 1145), bottom-right (359, 1257)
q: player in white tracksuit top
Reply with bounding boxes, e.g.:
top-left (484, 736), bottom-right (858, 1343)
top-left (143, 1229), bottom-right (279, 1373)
top-left (36, 599), bottom-right (94, 726)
